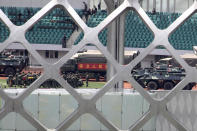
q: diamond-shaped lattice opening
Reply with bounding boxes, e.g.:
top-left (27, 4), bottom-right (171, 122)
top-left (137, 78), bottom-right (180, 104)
top-left (169, 13), bottom-right (197, 51)
top-left (23, 88), bottom-right (78, 129)
top-left (0, 90), bottom-right (31, 130)
top-left (96, 80), bottom-right (154, 130)
top-left (72, 0), bottom-right (113, 27)
top-left (165, 90), bottom-right (196, 131)
top-left (0, 43), bottom-right (45, 88)
top-left (60, 46), bottom-right (111, 92)
top-left (0, 21), bottom-right (10, 43)
top-left (84, 1), bottom-right (108, 46)
top-left (0, 112), bottom-right (36, 130)
top-left (69, 113), bottom-right (108, 131)
top-left (25, 6), bottom-right (80, 47)
top-left (75, 2), bottom-right (121, 46)
top-left (123, 10), bottom-right (154, 48)
top-left (131, 46), bottom-right (186, 90)
top-left (0, 6), bottom-right (40, 26)
top-left (61, 46), bottom-right (106, 88)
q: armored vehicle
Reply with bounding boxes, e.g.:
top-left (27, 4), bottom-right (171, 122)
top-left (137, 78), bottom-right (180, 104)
top-left (132, 63), bottom-right (193, 90)
top-left (0, 54), bottom-right (29, 76)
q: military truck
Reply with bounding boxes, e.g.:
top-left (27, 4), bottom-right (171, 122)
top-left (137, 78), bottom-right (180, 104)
top-left (0, 54), bottom-right (29, 76)
top-left (60, 50), bottom-right (140, 81)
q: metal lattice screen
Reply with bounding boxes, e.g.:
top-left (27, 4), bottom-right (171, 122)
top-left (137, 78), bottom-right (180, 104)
top-left (0, 0), bottom-right (197, 130)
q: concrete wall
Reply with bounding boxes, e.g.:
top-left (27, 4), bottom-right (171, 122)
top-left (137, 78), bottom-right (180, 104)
top-left (0, 0), bottom-right (89, 9)
top-left (0, 89), bottom-right (196, 131)
top-left (0, 89), bottom-right (155, 131)
top-left (89, 0), bottom-right (106, 10)
top-left (91, 0), bottom-right (194, 13)
top-left (140, 0), bottom-right (194, 13)
top-left (0, 0), bottom-right (194, 12)
top-left (29, 50), bottom-right (67, 66)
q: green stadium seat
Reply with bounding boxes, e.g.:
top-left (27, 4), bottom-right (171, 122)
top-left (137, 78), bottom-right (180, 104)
top-left (0, 6), bottom-right (196, 50)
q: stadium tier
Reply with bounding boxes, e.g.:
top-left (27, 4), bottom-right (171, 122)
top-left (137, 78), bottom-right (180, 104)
top-left (0, 6), bottom-right (196, 50)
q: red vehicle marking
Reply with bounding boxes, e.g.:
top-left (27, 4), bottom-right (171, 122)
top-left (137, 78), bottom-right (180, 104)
top-left (78, 63), bottom-right (106, 70)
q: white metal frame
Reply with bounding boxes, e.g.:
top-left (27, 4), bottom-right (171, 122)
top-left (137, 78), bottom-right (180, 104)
top-left (0, 0), bottom-right (197, 130)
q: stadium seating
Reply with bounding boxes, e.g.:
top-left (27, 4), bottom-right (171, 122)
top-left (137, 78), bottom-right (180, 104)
top-left (0, 6), bottom-right (196, 50)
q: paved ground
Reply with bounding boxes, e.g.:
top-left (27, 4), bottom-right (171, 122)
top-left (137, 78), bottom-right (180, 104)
top-left (123, 82), bottom-right (197, 90)
top-left (192, 85), bottom-right (197, 90)
top-left (22, 66), bottom-right (43, 74)
top-left (124, 82), bottom-right (132, 89)
top-left (0, 77), bottom-right (7, 80)
top-left (1, 66), bottom-right (197, 90)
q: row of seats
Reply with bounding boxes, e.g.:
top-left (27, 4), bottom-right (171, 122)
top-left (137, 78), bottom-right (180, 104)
top-left (0, 6), bottom-right (197, 50)
top-left (0, 6), bottom-right (84, 44)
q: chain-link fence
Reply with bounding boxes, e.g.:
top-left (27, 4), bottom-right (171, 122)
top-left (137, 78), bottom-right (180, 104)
top-left (0, 0), bottom-right (197, 130)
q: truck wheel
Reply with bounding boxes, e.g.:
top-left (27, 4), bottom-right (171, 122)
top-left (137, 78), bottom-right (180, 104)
top-left (183, 83), bottom-right (194, 90)
top-left (164, 82), bottom-right (174, 90)
top-left (147, 81), bottom-right (158, 90)
top-left (5, 67), bottom-right (15, 76)
top-left (183, 85), bottom-right (192, 90)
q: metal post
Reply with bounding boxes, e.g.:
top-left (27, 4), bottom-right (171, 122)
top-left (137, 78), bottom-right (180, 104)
top-left (93, 0), bottom-right (95, 8)
top-left (104, 0), bottom-right (116, 83)
top-left (167, 0), bottom-right (169, 12)
top-left (104, 0), bottom-right (125, 91)
top-left (139, 0), bottom-right (143, 7)
top-left (153, 0), bottom-right (156, 10)
top-left (160, 0), bottom-right (163, 12)
top-left (117, 0), bottom-right (126, 91)
top-left (147, 0), bottom-right (150, 11)
top-left (174, 0), bottom-right (176, 13)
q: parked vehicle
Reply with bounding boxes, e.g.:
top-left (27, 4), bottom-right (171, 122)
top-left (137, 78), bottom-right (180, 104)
top-left (60, 50), bottom-right (139, 81)
top-left (0, 54), bottom-right (29, 76)
top-left (132, 63), bottom-right (194, 90)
